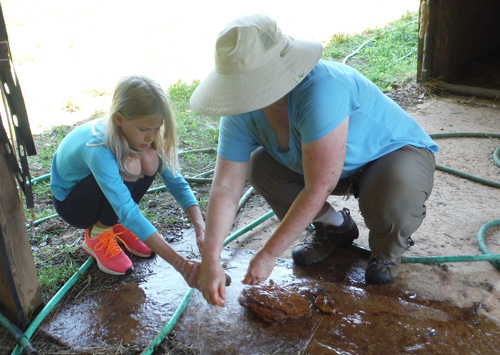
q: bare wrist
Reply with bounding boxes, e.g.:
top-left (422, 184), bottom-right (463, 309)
top-left (201, 251), bottom-right (221, 265)
top-left (171, 255), bottom-right (187, 272)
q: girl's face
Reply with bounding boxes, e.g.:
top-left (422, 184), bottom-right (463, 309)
top-left (114, 113), bottom-right (163, 151)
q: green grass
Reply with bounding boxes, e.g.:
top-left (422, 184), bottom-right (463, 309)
top-left (322, 11), bottom-right (418, 91)
top-left (168, 80), bottom-right (220, 151)
top-left (25, 12), bottom-right (419, 300)
top-left (33, 243), bottom-right (80, 297)
top-left (30, 124), bottom-right (71, 171)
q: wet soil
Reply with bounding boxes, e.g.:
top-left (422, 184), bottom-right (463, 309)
top-left (39, 245), bottom-right (500, 354)
top-left (173, 250), bottom-right (500, 354)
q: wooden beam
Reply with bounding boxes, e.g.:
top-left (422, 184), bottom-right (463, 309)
top-left (417, 0), bottom-right (436, 83)
top-left (0, 143), bottom-right (42, 329)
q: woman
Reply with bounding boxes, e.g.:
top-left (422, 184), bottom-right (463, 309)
top-left (190, 14), bottom-right (438, 306)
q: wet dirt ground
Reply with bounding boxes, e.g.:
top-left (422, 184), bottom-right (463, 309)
top-left (41, 241), bottom-right (500, 354)
top-left (41, 240), bottom-right (500, 354)
top-left (40, 95), bottom-right (500, 354)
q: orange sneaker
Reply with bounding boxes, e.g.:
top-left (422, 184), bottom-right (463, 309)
top-left (82, 227), bottom-right (133, 276)
top-left (113, 224), bottom-right (153, 258)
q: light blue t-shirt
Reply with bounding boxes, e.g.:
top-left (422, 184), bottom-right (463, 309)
top-left (218, 60), bottom-right (439, 178)
top-left (50, 120), bottom-right (198, 241)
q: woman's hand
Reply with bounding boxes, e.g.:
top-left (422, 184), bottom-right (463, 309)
top-left (199, 257), bottom-right (227, 306)
top-left (242, 248), bottom-right (279, 285)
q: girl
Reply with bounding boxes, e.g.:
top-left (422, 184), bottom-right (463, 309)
top-left (51, 75), bottom-right (204, 289)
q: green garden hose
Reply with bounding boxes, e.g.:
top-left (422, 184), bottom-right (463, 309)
top-left (422, 132), bottom-right (500, 270)
top-left (0, 312), bottom-right (37, 354)
top-left (11, 257), bottom-right (94, 355)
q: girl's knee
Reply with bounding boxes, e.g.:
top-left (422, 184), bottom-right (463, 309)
top-left (122, 156), bottom-right (142, 181)
top-left (140, 148), bottom-right (160, 176)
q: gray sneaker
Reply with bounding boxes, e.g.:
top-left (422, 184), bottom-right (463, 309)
top-left (365, 255), bottom-right (400, 284)
top-left (292, 208), bottom-right (359, 266)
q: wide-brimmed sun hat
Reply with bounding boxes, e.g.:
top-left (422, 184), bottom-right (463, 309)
top-left (190, 14), bottom-right (323, 117)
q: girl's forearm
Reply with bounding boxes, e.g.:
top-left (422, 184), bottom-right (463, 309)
top-left (185, 205), bottom-right (205, 236)
top-left (145, 232), bottom-right (186, 270)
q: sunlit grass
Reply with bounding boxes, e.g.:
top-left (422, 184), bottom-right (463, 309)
top-left (323, 11), bottom-right (418, 91)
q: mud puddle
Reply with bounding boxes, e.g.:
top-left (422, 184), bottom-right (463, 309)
top-left (40, 230), bottom-right (201, 351)
top-left (41, 234), bottom-right (500, 354)
top-left (174, 249), bottom-right (500, 354)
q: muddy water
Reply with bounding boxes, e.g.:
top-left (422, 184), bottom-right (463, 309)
top-left (41, 257), bottom-right (192, 350)
top-left (42, 238), bottom-right (500, 354)
top-left (41, 233), bottom-right (201, 350)
top-left (174, 249), bottom-right (500, 354)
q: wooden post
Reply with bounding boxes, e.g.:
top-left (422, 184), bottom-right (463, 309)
top-left (417, 0), bottom-right (438, 83)
top-left (0, 143), bottom-right (43, 329)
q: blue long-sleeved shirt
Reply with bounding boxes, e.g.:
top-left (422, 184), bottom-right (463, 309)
top-left (50, 120), bottom-right (198, 241)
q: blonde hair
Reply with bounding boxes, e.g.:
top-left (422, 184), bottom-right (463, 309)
top-left (101, 75), bottom-right (178, 179)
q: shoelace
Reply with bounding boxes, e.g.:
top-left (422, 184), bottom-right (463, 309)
top-left (371, 256), bottom-right (396, 270)
top-left (381, 260), bottom-right (396, 268)
top-left (113, 226), bottom-right (141, 245)
top-left (94, 230), bottom-right (131, 257)
top-left (299, 225), bottom-right (326, 247)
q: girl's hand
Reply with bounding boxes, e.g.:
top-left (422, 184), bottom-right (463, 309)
top-left (242, 249), bottom-right (278, 285)
top-left (195, 232), bottom-right (204, 253)
top-left (178, 258), bottom-right (202, 290)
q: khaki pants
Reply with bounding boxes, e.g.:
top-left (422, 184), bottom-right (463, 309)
top-left (248, 145), bottom-right (436, 260)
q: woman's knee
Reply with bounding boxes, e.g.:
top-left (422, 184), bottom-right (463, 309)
top-left (123, 156), bottom-right (142, 181)
top-left (360, 189), bottom-right (427, 238)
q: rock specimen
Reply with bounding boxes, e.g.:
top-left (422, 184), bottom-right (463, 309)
top-left (238, 281), bottom-right (311, 324)
top-left (314, 294), bottom-right (337, 314)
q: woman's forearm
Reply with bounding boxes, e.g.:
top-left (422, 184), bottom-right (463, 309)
top-left (262, 186), bottom-right (330, 258)
top-left (201, 184), bottom-right (241, 261)
top-left (201, 157), bottom-right (249, 262)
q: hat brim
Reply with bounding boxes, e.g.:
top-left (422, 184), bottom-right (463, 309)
top-left (190, 39), bottom-right (323, 117)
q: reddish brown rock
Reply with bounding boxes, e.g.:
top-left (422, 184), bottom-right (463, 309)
top-left (314, 294), bottom-right (337, 314)
top-left (238, 282), bottom-right (311, 324)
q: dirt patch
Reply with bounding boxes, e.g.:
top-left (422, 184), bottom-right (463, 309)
top-left (394, 92), bottom-right (500, 320)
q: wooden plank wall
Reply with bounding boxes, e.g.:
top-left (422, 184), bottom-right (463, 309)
top-left (0, 144), bottom-right (43, 328)
top-left (418, 0), bottom-right (500, 83)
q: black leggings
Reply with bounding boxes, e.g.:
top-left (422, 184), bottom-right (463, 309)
top-left (53, 173), bottom-right (155, 229)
